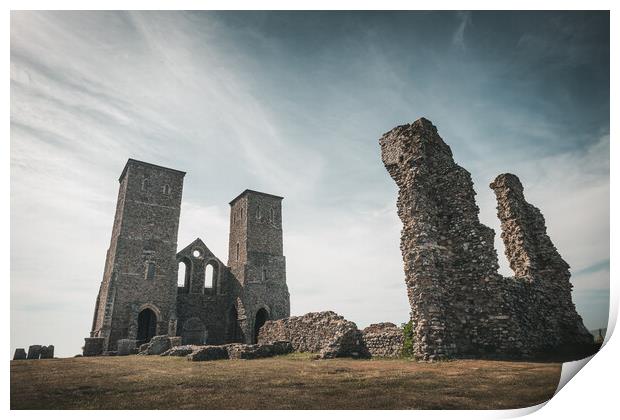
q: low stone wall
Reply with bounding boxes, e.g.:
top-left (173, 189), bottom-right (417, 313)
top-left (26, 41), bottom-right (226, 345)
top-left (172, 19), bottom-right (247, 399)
top-left (361, 323), bottom-right (404, 358)
top-left (258, 311), bottom-right (368, 358)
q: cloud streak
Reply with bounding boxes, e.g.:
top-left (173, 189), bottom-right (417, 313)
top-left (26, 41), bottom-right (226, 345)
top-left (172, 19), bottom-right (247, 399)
top-left (452, 11), bottom-right (472, 49)
top-left (11, 11), bottom-right (609, 356)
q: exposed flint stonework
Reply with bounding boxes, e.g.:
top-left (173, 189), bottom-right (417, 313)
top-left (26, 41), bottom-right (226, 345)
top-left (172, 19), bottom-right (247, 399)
top-left (258, 311), bottom-right (369, 358)
top-left (361, 323), bottom-right (404, 358)
top-left (380, 118), bottom-right (593, 361)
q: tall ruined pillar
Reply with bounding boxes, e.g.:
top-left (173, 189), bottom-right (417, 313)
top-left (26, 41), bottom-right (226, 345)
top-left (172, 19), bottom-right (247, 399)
top-left (490, 174), bottom-right (593, 353)
top-left (380, 118), bottom-right (593, 360)
top-left (380, 118), bottom-right (501, 360)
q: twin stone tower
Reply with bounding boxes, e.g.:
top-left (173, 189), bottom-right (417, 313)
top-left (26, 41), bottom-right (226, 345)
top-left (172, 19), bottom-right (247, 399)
top-left (86, 159), bottom-right (290, 354)
top-left (85, 117), bottom-right (592, 360)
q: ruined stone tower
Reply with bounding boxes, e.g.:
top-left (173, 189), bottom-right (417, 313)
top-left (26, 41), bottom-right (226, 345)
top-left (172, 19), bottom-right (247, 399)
top-left (228, 190), bottom-right (290, 343)
top-left (380, 118), bottom-right (593, 360)
top-left (89, 159), bottom-right (185, 351)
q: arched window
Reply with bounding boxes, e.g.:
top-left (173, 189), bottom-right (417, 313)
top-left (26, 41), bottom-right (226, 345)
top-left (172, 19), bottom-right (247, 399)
top-left (178, 259), bottom-right (190, 292)
top-left (262, 268), bottom-right (267, 282)
top-left (205, 262), bottom-right (216, 289)
top-left (236, 243), bottom-right (240, 261)
top-left (270, 207), bottom-right (275, 222)
top-left (141, 178), bottom-right (149, 191)
top-left (240, 207), bottom-right (244, 220)
top-left (162, 184), bottom-right (171, 194)
top-left (257, 205), bottom-right (261, 220)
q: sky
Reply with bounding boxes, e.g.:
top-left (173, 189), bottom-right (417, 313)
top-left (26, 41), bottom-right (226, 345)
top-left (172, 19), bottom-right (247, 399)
top-left (10, 11), bottom-right (609, 357)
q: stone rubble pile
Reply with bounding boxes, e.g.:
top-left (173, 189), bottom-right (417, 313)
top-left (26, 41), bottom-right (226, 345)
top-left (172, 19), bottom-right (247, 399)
top-left (258, 311), bottom-right (369, 358)
top-left (137, 335), bottom-right (182, 355)
top-left (160, 345), bottom-right (201, 357)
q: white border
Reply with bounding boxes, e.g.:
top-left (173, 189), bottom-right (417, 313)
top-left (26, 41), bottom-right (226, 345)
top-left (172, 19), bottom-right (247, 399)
top-left (4, 2), bottom-right (616, 419)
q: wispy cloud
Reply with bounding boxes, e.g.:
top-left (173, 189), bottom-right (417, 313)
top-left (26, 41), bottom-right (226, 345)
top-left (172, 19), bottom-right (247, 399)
top-left (11, 11), bottom-right (609, 355)
top-left (452, 11), bottom-right (472, 49)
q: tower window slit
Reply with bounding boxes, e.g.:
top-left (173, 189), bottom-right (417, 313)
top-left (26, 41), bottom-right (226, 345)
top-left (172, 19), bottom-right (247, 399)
top-left (145, 262), bottom-right (156, 280)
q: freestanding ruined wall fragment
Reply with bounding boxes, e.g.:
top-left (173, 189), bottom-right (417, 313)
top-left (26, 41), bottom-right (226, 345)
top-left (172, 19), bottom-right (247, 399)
top-left (380, 118), bottom-right (593, 360)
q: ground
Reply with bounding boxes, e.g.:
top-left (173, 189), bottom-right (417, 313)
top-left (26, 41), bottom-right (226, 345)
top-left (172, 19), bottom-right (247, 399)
top-left (10, 354), bottom-right (561, 410)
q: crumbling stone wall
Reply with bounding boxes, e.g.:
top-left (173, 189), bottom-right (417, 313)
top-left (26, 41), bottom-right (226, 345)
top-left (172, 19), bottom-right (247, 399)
top-left (380, 118), bottom-right (593, 360)
top-left (361, 323), bottom-right (404, 357)
top-left (258, 311), bottom-right (368, 358)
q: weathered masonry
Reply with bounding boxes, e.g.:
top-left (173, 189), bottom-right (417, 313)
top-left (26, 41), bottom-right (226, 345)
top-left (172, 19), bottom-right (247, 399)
top-left (380, 118), bottom-right (593, 360)
top-left (86, 159), bottom-right (290, 353)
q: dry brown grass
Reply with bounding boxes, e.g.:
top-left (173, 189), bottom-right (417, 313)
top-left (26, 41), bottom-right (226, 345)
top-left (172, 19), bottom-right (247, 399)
top-left (10, 354), bottom-right (561, 410)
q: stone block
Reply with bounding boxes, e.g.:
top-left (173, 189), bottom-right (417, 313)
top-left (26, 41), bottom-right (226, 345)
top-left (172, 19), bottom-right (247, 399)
top-left (139, 335), bottom-right (172, 355)
top-left (187, 345), bottom-right (229, 361)
top-left (40, 345), bottom-right (54, 359)
top-left (27, 345), bottom-right (42, 360)
top-left (13, 348), bottom-right (27, 360)
top-left (83, 337), bottom-right (105, 357)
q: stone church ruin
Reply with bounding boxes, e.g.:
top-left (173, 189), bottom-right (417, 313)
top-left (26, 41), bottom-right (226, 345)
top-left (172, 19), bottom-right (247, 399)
top-left (380, 117), bottom-right (593, 360)
top-left (84, 159), bottom-right (290, 355)
top-left (80, 117), bottom-right (593, 362)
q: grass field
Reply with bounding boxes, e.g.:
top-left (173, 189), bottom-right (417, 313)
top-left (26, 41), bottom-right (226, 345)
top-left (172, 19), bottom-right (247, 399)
top-left (10, 354), bottom-right (562, 410)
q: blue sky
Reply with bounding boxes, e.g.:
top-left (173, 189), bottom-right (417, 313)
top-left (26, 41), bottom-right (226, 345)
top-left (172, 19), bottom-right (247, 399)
top-left (11, 11), bottom-right (609, 356)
